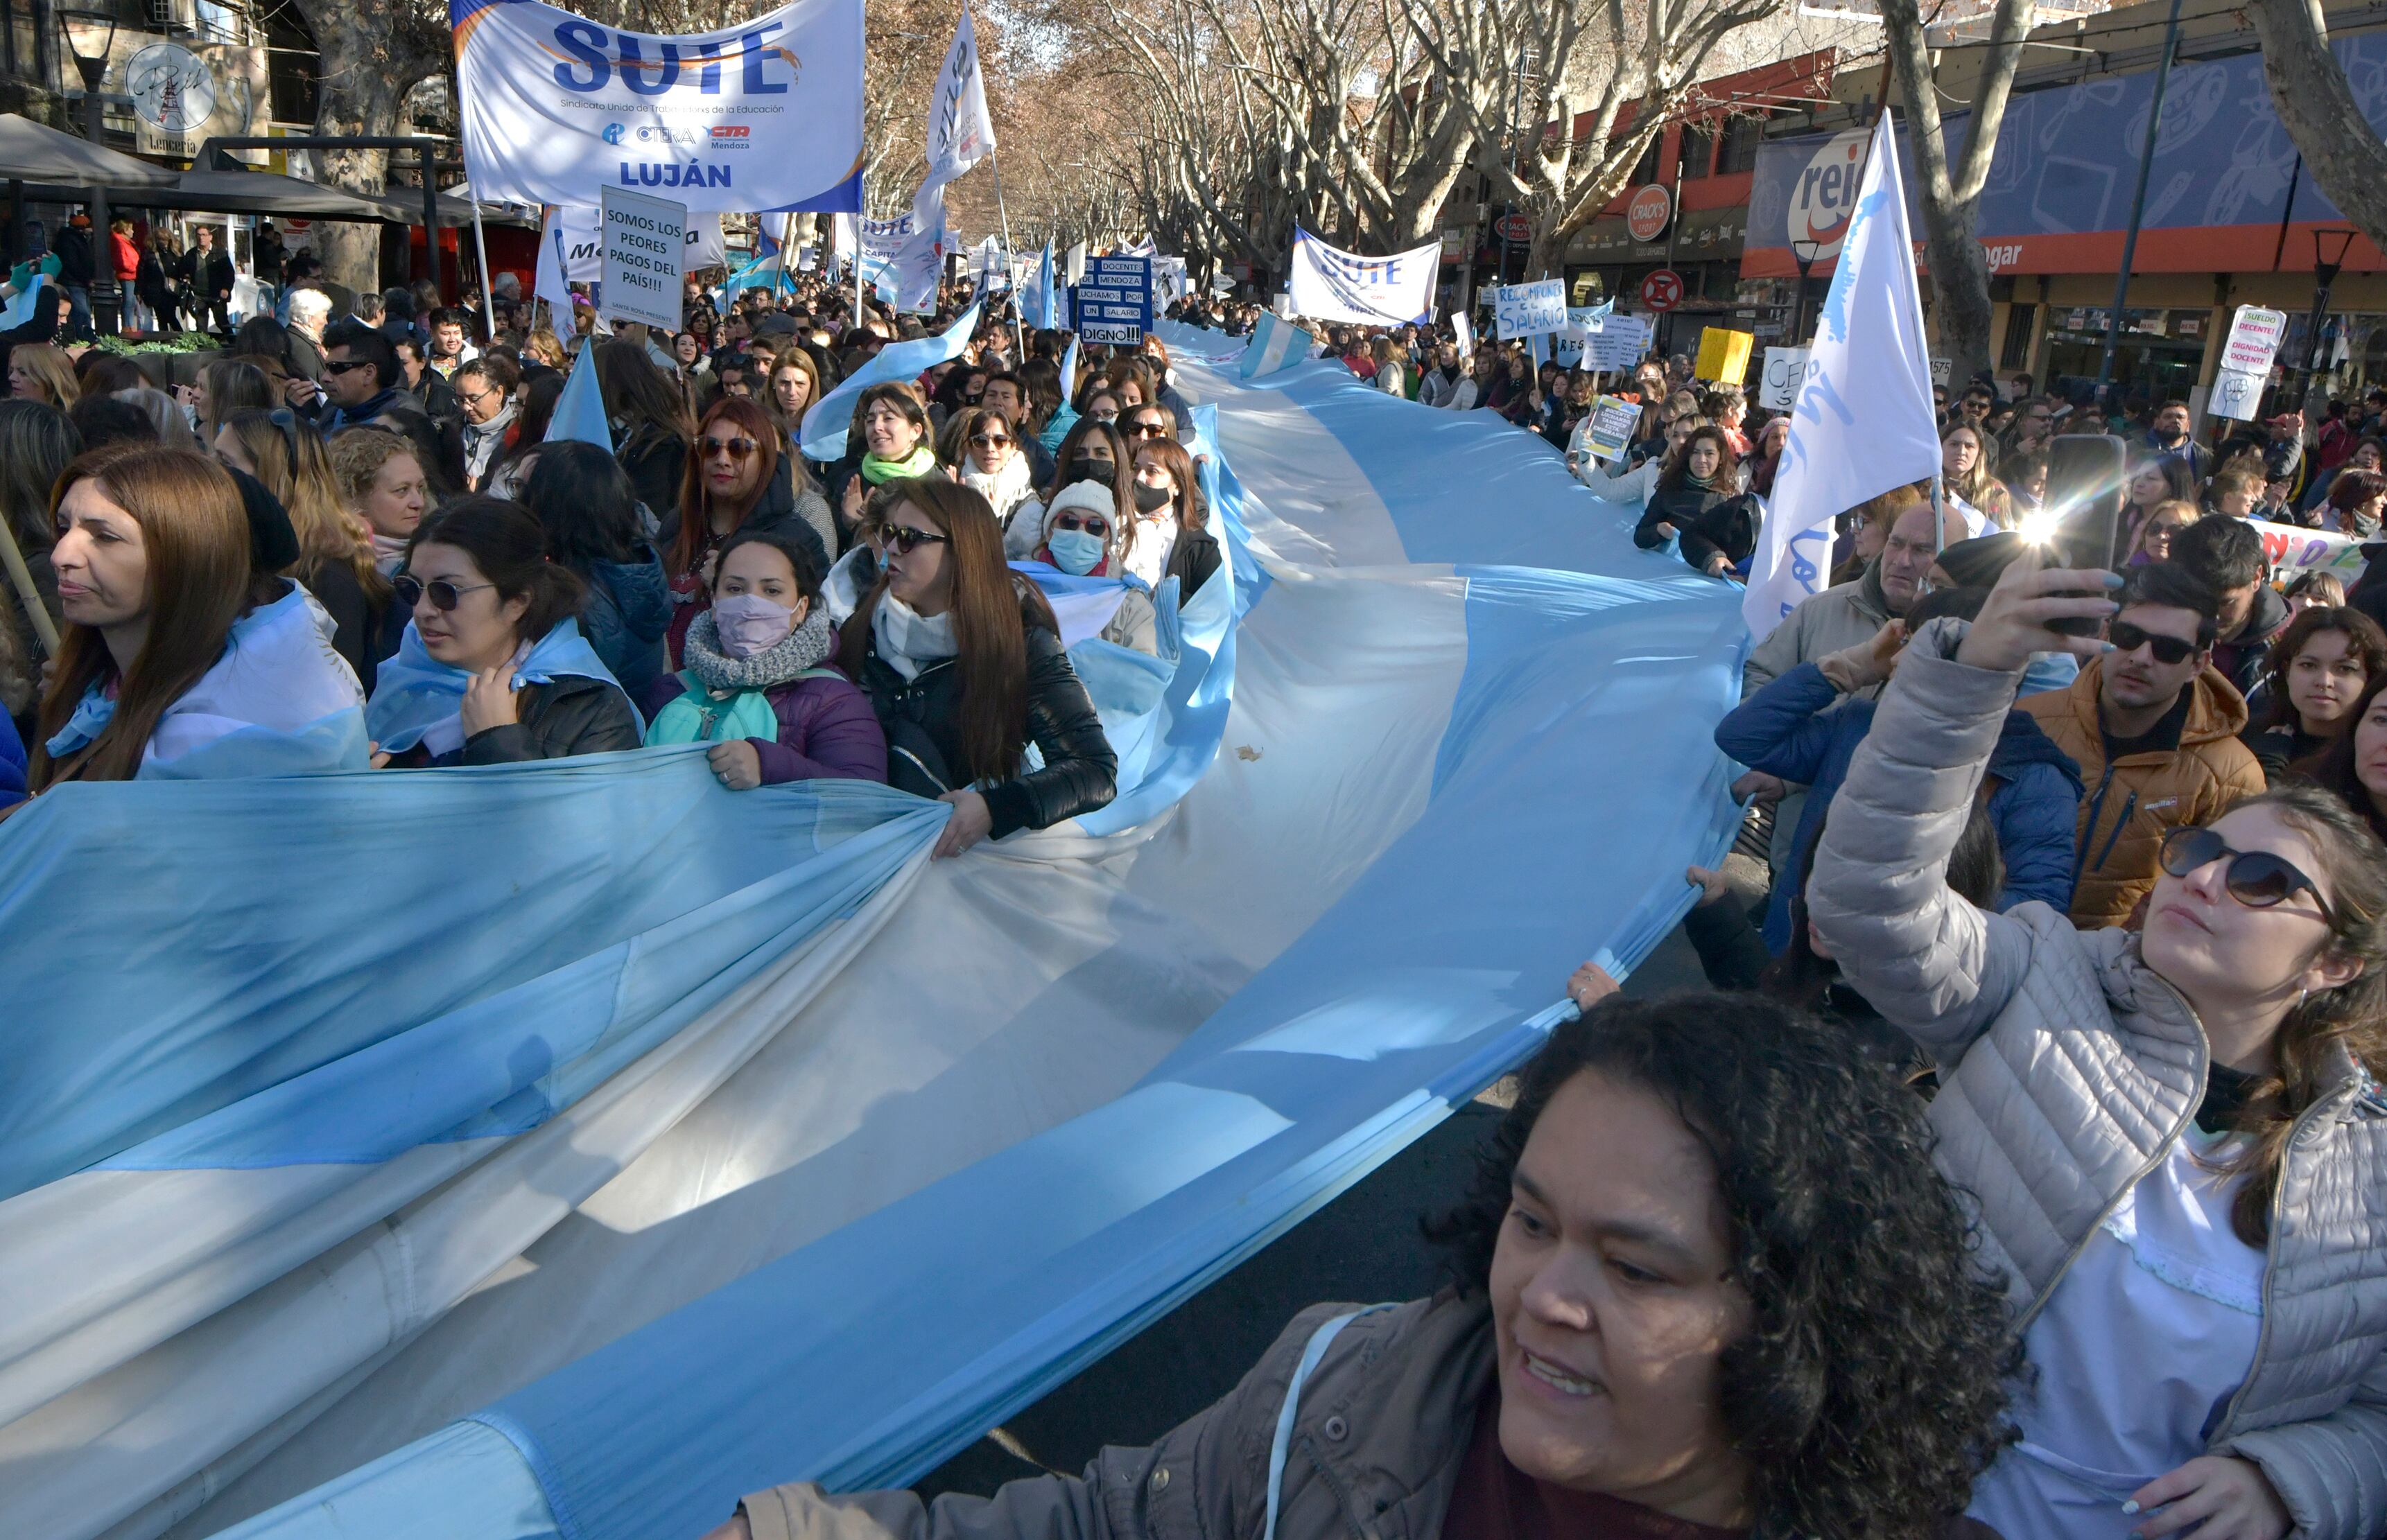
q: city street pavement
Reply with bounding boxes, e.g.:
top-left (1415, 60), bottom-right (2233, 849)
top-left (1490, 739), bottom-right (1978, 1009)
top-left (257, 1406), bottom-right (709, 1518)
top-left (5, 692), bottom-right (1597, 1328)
top-left (917, 920), bottom-right (1707, 1496)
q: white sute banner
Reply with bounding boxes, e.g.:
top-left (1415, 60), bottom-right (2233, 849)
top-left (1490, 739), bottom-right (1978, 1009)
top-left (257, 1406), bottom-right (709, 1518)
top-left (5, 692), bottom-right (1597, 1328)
top-left (923, 8), bottom-right (996, 182)
top-left (1285, 227), bottom-right (1436, 326)
top-left (452, 0), bottom-right (864, 213)
top-left (1742, 112), bottom-right (1942, 641)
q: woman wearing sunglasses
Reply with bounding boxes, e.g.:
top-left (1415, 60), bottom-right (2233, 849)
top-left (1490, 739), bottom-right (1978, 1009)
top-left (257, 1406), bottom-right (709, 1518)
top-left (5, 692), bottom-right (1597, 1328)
top-left (1006, 417), bottom-right (1133, 560)
top-left (943, 405), bottom-right (1034, 527)
top-left (668, 396), bottom-right (833, 666)
top-left (836, 478), bottom-right (1114, 857)
top-left (1027, 481), bottom-right (1156, 656)
top-left (1811, 545), bottom-right (2387, 1540)
top-left (367, 497), bottom-right (641, 767)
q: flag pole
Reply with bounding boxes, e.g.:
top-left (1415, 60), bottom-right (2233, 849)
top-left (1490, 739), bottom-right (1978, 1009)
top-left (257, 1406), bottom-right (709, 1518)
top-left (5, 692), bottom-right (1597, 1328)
top-left (853, 184), bottom-right (866, 326)
top-left (774, 212), bottom-right (795, 304)
top-left (468, 203), bottom-right (498, 341)
top-left (987, 149), bottom-right (1027, 361)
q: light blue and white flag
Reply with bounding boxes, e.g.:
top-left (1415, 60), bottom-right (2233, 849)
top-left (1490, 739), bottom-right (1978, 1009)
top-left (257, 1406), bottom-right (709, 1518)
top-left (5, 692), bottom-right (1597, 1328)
top-left (801, 301), bottom-right (984, 460)
top-left (1240, 311), bottom-right (1317, 378)
top-left (1741, 112), bottom-right (1939, 641)
top-left (1018, 239), bottom-right (1060, 329)
top-left (0, 272), bottom-right (49, 329)
top-left (547, 347), bottom-right (615, 452)
top-left (1058, 335), bottom-right (1081, 400)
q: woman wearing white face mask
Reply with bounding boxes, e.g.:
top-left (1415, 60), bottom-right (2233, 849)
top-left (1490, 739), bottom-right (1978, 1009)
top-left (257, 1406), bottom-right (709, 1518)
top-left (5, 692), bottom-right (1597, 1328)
top-left (1030, 481), bottom-right (1157, 656)
top-left (640, 527), bottom-right (886, 789)
top-left (838, 478), bottom-right (1115, 857)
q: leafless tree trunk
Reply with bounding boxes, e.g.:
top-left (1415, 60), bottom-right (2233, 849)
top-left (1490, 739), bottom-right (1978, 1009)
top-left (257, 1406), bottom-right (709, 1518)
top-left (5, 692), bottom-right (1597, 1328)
top-left (1880, 0), bottom-right (2035, 390)
top-left (290, 0), bottom-right (446, 295)
top-left (2246, 0), bottom-right (2387, 260)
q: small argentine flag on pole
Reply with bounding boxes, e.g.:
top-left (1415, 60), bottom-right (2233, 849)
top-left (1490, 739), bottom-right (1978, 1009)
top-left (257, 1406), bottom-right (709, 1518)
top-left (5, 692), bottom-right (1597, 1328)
top-left (1241, 312), bottom-right (1317, 380)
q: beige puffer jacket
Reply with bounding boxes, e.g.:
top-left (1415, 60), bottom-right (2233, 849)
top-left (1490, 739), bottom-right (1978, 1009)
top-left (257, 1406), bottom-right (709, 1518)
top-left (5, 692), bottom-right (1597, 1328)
top-left (1808, 620), bottom-right (2387, 1540)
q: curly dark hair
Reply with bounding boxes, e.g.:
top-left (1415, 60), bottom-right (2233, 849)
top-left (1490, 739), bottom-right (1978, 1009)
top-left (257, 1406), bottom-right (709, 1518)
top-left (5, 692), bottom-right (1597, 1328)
top-left (1430, 992), bottom-right (2020, 1539)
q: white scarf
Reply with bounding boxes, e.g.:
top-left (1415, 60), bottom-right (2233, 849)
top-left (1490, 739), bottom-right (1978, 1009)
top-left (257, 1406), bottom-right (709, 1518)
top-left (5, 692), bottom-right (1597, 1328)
top-left (1125, 511), bottom-right (1178, 592)
top-left (961, 452), bottom-right (1032, 521)
top-left (871, 593), bottom-right (960, 682)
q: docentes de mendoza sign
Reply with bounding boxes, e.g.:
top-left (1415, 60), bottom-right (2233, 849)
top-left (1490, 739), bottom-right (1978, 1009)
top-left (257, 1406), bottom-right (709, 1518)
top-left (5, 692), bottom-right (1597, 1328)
top-left (451, 0), bottom-right (865, 212)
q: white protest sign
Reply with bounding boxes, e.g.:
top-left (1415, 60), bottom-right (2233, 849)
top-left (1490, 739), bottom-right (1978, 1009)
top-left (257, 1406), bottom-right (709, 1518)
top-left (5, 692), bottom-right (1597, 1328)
top-left (2249, 516), bottom-right (2370, 581)
top-left (1759, 347), bottom-right (1809, 410)
top-left (2222, 306), bottom-right (2290, 374)
top-left (1930, 356), bottom-right (1952, 387)
top-left (2210, 367), bottom-right (2267, 423)
top-left (1451, 310), bottom-right (1474, 356)
top-left (1578, 313), bottom-right (1650, 371)
top-left (1553, 305), bottom-right (1613, 367)
top-left (1285, 227), bottom-right (1437, 326)
top-left (600, 184), bottom-right (685, 331)
top-left (454, 0), bottom-right (864, 213)
top-left (1494, 278), bottom-right (1568, 340)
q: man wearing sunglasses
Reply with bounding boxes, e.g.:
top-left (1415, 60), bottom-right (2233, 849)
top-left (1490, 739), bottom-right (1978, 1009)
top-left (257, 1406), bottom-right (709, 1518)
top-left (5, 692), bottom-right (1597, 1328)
top-left (2022, 560), bottom-right (2266, 929)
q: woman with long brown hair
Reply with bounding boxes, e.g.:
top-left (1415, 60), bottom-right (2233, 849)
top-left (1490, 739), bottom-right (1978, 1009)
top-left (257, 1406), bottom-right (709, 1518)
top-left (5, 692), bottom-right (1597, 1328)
top-left (668, 395), bottom-right (832, 663)
top-left (591, 338), bottom-right (695, 520)
top-left (218, 408), bottom-right (397, 689)
top-left (1126, 435), bottom-right (1221, 599)
top-left (837, 478), bottom-right (1114, 856)
top-left (32, 446), bottom-right (365, 789)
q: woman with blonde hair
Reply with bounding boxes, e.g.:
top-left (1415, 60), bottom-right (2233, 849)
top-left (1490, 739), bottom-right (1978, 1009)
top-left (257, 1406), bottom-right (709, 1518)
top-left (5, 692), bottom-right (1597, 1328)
top-left (8, 344), bottom-right (78, 410)
top-left (327, 426), bottom-right (430, 575)
top-left (190, 357), bottom-right (274, 444)
top-left (31, 446), bottom-right (365, 788)
top-left (220, 410), bottom-right (397, 688)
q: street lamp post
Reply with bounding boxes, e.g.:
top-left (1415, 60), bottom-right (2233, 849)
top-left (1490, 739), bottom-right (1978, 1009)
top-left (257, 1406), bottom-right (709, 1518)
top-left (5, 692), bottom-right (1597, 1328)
top-left (58, 8), bottom-right (120, 338)
top-left (1790, 238), bottom-right (1822, 345)
top-left (2297, 227), bottom-right (2359, 406)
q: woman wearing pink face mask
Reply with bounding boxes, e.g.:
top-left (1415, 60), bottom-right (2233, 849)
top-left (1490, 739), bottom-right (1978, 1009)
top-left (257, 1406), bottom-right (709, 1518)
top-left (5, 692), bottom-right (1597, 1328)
top-left (640, 526), bottom-right (886, 789)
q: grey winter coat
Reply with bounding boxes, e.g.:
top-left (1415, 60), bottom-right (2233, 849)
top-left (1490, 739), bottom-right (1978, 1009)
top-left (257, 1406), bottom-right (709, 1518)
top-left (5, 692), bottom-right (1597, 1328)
top-left (1808, 620), bottom-right (2387, 1540)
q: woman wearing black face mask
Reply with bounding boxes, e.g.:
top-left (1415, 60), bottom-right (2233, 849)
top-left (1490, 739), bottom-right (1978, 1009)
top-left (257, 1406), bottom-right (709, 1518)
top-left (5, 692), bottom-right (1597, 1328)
top-left (1004, 417), bottom-right (1132, 560)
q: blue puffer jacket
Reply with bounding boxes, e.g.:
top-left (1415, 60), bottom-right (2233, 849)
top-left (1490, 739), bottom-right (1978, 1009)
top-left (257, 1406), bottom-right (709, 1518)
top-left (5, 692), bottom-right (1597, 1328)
top-left (1717, 661), bottom-right (2085, 952)
top-left (576, 543), bottom-right (672, 699)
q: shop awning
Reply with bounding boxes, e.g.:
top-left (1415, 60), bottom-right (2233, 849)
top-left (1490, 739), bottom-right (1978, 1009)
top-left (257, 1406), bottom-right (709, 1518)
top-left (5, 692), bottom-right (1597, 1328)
top-left (0, 113), bottom-right (180, 189)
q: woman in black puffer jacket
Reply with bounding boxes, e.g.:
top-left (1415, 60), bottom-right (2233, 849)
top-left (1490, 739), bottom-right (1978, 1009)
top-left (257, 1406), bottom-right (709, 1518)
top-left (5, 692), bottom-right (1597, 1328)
top-left (1636, 421), bottom-right (1757, 578)
top-left (837, 477), bottom-right (1115, 855)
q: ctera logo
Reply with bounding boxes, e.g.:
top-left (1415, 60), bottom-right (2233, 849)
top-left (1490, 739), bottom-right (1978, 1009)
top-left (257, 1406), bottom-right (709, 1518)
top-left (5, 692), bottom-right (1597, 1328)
top-left (601, 122), bottom-right (625, 145)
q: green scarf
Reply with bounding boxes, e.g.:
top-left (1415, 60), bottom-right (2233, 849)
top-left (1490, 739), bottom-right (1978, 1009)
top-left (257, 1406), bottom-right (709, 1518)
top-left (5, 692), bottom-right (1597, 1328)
top-left (860, 444), bottom-right (938, 484)
top-left (1685, 470), bottom-right (1718, 491)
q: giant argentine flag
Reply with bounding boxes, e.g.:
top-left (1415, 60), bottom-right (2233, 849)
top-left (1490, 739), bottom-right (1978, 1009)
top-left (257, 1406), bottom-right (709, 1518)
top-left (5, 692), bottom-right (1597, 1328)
top-left (0, 329), bottom-right (1751, 1540)
top-left (453, 0), bottom-right (865, 213)
top-left (1740, 112), bottom-right (1941, 641)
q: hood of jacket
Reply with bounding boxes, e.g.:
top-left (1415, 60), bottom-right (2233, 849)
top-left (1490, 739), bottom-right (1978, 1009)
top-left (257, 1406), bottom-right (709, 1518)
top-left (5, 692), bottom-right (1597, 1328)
top-left (588, 543), bottom-right (671, 642)
top-left (2234, 582), bottom-right (2290, 649)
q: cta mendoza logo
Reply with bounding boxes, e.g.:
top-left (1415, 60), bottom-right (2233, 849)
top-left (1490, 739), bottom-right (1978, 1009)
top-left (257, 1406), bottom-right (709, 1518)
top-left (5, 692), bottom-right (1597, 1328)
top-left (709, 124), bottom-right (751, 148)
top-left (1785, 129), bottom-right (1871, 259)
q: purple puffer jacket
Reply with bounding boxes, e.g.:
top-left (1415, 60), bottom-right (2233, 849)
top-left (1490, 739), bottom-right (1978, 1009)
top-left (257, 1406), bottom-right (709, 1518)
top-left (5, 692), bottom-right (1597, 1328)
top-left (638, 665), bottom-right (889, 785)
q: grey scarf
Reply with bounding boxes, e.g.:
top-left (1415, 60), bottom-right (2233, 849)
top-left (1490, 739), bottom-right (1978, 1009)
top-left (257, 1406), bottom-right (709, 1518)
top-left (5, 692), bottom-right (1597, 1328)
top-left (682, 606), bottom-right (835, 692)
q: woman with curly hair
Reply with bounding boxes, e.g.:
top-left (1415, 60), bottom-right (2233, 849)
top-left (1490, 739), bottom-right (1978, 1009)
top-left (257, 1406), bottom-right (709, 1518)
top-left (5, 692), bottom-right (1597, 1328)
top-left (1812, 548), bottom-right (2387, 1540)
top-left (700, 990), bottom-right (2017, 1540)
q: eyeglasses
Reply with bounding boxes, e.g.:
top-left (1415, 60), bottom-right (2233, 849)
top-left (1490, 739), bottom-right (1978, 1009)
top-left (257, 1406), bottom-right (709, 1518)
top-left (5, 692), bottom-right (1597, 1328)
top-left (971, 432), bottom-right (1012, 449)
top-left (700, 436), bottom-right (759, 459)
top-left (1052, 513), bottom-right (1110, 537)
top-left (2109, 620), bottom-right (2201, 666)
top-left (882, 523), bottom-right (950, 556)
top-left (462, 384), bottom-right (504, 408)
top-left (2159, 827), bottom-right (2337, 927)
top-left (1090, 410), bottom-right (1118, 423)
top-left (394, 575), bottom-right (496, 611)
top-left (324, 358), bottom-right (375, 376)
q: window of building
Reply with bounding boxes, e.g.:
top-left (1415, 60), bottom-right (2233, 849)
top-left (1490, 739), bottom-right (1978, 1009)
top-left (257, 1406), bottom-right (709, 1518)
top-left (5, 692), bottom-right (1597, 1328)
top-left (1717, 112), bottom-right (1769, 175)
top-left (2001, 305), bottom-right (2038, 369)
top-left (258, 0), bottom-right (318, 125)
top-left (1631, 134), bottom-right (1660, 188)
top-left (1679, 121), bottom-right (1716, 181)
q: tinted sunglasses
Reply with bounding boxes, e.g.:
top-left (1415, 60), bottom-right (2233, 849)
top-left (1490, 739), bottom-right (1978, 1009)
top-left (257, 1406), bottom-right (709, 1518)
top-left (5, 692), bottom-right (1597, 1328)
top-left (1126, 420), bottom-right (1171, 439)
top-left (1052, 512), bottom-right (1110, 537)
top-left (700, 435), bottom-right (759, 458)
top-left (881, 524), bottom-right (949, 556)
top-left (2109, 620), bottom-right (2200, 666)
top-left (394, 575), bottom-right (496, 611)
top-left (971, 432), bottom-right (1012, 449)
top-left (323, 358), bottom-right (376, 376)
top-left (2158, 827), bottom-right (2337, 925)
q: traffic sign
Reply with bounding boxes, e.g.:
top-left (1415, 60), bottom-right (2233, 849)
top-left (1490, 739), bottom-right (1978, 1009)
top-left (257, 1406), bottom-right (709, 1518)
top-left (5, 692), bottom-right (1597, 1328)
top-left (1626, 184), bottom-right (1672, 243)
top-left (1493, 212), bottom-right (1532, 243)
top-left (1639, 268), bottom-right (1683, 313)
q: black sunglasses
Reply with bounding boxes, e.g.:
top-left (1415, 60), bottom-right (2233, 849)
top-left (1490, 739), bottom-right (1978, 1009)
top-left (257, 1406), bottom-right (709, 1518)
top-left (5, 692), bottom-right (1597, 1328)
top-left (2109, 620), bottom-right (2201, 666)
top-left (1052, 513), bottom-right (1110, 537)
top-left (394, 575), bottom-right (496, 611)
top-left (1127, 420), bottom-right (1171, 439)
top-left (882, 524), bottom-right (949, 556)
top-left (323, 358), bottom-right (376, 376)
top-left (2159, 827), bottom-right (2337, 927)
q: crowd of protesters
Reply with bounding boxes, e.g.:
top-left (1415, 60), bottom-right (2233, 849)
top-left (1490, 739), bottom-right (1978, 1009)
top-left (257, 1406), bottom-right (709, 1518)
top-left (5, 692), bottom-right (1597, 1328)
top-left (7, 239), bottom-right (2387, 1540)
